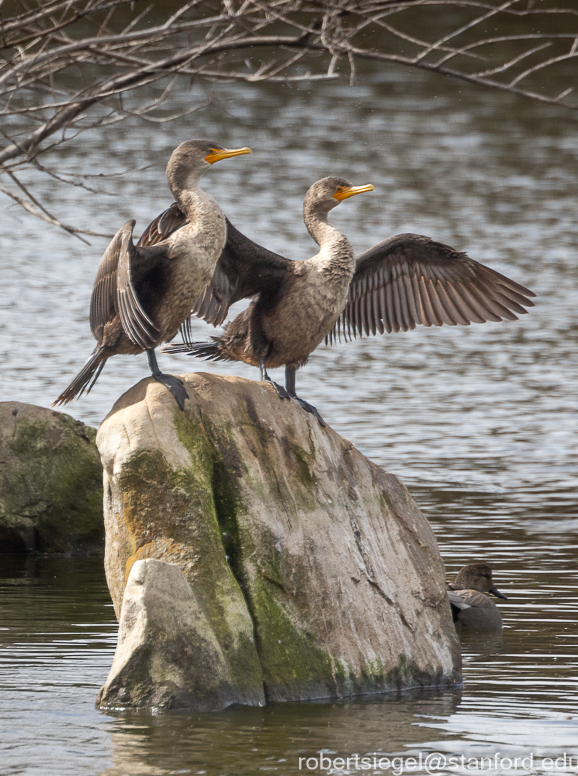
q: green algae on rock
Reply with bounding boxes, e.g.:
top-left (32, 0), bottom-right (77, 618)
top-left (96, 373), bottom-right (461, 711)
top-left (0, 402), bottom-right (103, 554)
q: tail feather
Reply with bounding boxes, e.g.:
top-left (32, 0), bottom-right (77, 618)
top-left (163, 339), bottom-right (229, 363)
top-left (53, 351), bottom-right (107, 406)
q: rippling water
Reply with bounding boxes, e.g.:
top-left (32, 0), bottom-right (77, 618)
top-left (2, 59), bottom-right (578, 775)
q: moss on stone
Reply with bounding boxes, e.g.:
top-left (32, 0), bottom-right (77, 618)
top-left (98, 374), bottom-right (460, 709)
top-left (170, 400), bottom-right (349, 699)
top-left (172, 400), bottom-right (424, 699)
top-left (0, 404), bottom-right (103, 554)
top-left (289, 440), bottom-right (316, 488)
top-left (111, 406), bottom-right (265, 697)
top-left (248, 573), bottom-right (344, 699)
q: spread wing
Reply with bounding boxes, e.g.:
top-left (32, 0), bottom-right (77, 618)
top-left (327, 233), bottom-right (536, 344)
top-left (138, 202), bottom-right (292, 342)
top-left (89, 220), bottom-right (158, 349)
top-left (116, 223), bottom-right (158, 349)
top-left (190, 219), bottom-right (292, 330)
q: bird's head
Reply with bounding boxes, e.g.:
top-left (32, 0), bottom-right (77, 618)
top-left (166, 139), bottom-right (251, 193)
top-left (303, 176), bottom-right (374, 219)
top-left (454, 563), bottom-right (508, 599)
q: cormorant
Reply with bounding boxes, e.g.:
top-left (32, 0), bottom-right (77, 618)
top-left (156, 177), bottom-right (535, 425)
top-left (53, 139), bottom-right (251, 409)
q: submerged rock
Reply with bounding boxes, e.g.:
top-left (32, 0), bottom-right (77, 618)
top-left (97, 374), bottom-right (460, 710)
top-left (0, 402), bottom-right (104, 554)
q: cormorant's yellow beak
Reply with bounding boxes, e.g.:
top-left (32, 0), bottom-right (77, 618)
top-left (205, 147), bottom-right (252, 164)
top-left (334, 183), bottom-right (375, 201)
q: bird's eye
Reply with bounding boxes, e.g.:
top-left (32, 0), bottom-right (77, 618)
top-left (336, 186), bottom-right (342, 192)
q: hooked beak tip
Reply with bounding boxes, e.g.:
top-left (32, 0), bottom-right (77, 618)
top-left (206, 147), bottom-right (252, 164)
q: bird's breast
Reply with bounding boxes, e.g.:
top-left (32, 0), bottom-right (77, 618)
top-left (262, 263), bottom-right (352, 366)
top-left (155, 219), bottom-right (226, 342)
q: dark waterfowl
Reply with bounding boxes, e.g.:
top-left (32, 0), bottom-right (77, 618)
top-left (448, 563), bottom-right (508, 630)
top-left (53, 139), bottom-right (251, 410)
top-left (163, 177), bottom-right (373, 425)
top-left (153, 179), bottom-right (535, 425)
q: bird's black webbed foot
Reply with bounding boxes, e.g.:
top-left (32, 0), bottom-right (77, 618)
top-left (270, 380), bottom-right (291, 400)
top-left (152, 372), bottom-right (189, 410)
top-left (261, 375), bottom-right (291, 400)
top-left (259, 359), bottom-right (290, 400)
top-left (148, 349), bottom-right (189, 410)
top-left (292, 396), bottom-right (326, 427)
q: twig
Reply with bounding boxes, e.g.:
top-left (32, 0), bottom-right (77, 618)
top-left (0, 0), bottom-right (577, 236)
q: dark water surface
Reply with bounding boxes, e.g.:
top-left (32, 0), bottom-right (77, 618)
top-left (2, 60), bottom-right (578, 775)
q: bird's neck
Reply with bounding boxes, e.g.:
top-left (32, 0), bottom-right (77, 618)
top-left (305, 210), bottom-right (354, 274)
top-left (173, 183), bottom-right (206, 220)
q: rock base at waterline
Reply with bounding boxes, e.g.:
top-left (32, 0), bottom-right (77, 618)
top-left (97, 558), bottom-right (265, 710)
top-left (97, 373), bottom-right (460, 711)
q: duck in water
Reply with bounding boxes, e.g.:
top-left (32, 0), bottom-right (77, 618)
top-left (447, 563), bottom-right (508, 630)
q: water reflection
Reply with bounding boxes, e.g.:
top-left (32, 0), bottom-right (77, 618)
top-left (1, 55), bottom-right (578, 776)
top-left (102, 694), bottom-right (464, 776)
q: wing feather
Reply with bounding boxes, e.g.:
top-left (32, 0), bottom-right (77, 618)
top-left (454, 282), bottom-right (493, 323)
top-left (326, 234), bottom-right (535, 337)
top-left (410, 273), bottom-right (425, 326)
top-left (428, 279), bottom-right (457, 326)
top-left (373, 289), bottom-right (384, 335)
top-left (385, 279), bottom-right (395, 333)
top-left (328, 233), bottom-right (535, 342)
top-left (378, 284), bottom-right (388, 333)
top-left (402, 275), bottom-right (420, 329)
top-left (361, 289), bottom-right (371, 336)
top-left (419, 275), bottom-right (442, 327)
top-left (436, 282), bottom-right (467, 325)
top-left (115, 221), bottom-right (158, 349)
top-left (467, 281), bottom-right (517, 321)
top-left (89, 223), bottom-right (129, 340)
top-left (392, 277), bottom-right (404, 332)
top-left (488, 286), bottom-right (531, 316)
top-left (137, 203), bottom-right (187, 247)
top-left (442, 282), bottom-right (476, 323)
top-left (398, 276), bottom-right (414, 330)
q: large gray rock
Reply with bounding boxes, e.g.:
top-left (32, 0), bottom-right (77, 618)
top-left (97, 558), bottom-right (265, 711)
top-left (0, 402), bottom-right (103, 554)
top-left (97, 373), bottom-right (460, 710)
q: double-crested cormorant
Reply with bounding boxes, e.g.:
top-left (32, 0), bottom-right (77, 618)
top-left (448, 563), bottom-right (508, 630)
top-left (164, 177), bottom-right (373, 424)
top-left (158, 176), bottom-right (535, 424)
top-left (53, 139), bottom-right (251, 409)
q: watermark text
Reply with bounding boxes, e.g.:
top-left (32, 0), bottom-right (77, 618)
top-left (298, 752), bottom-right (578, 773)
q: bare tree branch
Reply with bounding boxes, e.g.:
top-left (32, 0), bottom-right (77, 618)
top-left (1, 0), bottom-right (577, 236)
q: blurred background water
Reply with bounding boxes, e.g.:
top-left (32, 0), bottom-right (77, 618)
top-left (1, 53), bottom-right (578, 775)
